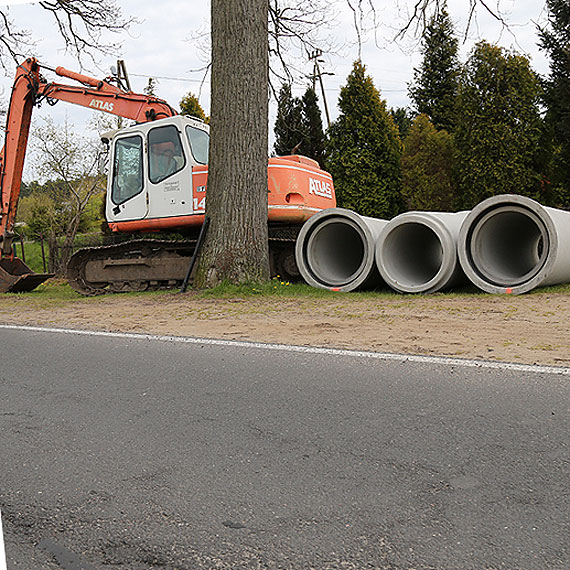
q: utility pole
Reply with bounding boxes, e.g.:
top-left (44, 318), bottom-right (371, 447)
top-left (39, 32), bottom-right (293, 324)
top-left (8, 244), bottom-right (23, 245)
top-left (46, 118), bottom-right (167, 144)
top-left (308, 49), bottom-right (333, 129)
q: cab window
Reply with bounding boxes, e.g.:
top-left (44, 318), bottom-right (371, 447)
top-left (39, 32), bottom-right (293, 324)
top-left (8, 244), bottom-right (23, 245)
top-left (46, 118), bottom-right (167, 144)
top-left (148, 125), bottom-right (186, 183)
top-left (185, 126), bottom-right (209, 165)
top-left (111, 135), bottom-right (143, 205)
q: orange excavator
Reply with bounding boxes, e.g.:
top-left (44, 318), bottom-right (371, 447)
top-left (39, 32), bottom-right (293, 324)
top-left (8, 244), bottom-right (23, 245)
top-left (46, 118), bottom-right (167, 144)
top-left (0, 57), bottom-right (336, 293)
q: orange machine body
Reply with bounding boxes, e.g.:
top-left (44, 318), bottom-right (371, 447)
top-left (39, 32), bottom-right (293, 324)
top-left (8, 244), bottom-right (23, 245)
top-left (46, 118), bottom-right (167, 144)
top-left (105, 119), bottom-right (336, 235)
top-left (0, 57), bottom-right (336, 293)
top-left (108, 155), bottom-right (335, 234)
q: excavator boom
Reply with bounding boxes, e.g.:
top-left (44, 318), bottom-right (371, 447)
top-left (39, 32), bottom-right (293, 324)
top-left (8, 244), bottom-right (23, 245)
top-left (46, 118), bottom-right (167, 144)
top-left (0, 59), bottom-right (39, 257)
top-left (0, 58), bottom-right (52, 291)
top-left (38, 63), bottom-right (177, 122)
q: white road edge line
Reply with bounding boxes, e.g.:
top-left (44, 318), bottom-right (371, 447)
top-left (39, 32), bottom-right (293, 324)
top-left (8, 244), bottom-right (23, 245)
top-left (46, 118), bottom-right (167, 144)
top-left (0, 323), bottom-right (569, 376)
top-left (0, 509), bottom-right (7, 570)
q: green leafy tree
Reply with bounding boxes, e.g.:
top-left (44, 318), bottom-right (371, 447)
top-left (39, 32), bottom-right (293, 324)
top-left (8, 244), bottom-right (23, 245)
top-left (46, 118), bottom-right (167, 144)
top-left (27, 118), bottom-right (106, 274)
top-left (273, 83), bottom-right (304, 156)
top-left (454, 41), bottom-right (544, 208)
top-left (401, 114), bottom-right (457, 211)
top-left (18, 182), bottom-right (104, 254)
top-left (180, 92), bottom-right (209, 123)
top-left (326, 60), bottom-right (403, 219)
top-left (408, 7), bottom-right (460, 132)
top-left (17, 192), bottom-right (54, 240)
top-left (538, 0), bottom-right (570, 207)
top-left (20, 180), bottom-right (43, 199)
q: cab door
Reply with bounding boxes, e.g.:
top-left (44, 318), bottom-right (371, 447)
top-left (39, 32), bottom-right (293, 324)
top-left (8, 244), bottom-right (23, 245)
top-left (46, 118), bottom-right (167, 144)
top-left (147, 124), bottom-right (192, 219)
top-left (106, 134), bottom-right (149, 222)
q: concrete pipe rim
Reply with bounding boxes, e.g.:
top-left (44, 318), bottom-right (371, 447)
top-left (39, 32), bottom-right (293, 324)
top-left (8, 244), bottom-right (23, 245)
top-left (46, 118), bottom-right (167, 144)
top-left (376, 213), bottom-right (457, 294)
top-left (295, 208), bottom-right (376, 291)
top-left (305, 217), bottom-right (368, 287)
top-left (458, 195), bottom-right (556, 295)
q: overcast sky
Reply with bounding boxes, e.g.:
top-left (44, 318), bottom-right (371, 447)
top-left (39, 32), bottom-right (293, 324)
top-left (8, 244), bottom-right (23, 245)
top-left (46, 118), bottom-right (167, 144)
top-left (0, 0), bottom-right (551, 178)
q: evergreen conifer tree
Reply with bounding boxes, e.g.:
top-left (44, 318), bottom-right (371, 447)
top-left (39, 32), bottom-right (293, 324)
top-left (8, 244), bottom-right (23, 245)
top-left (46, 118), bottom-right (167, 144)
top-left (538, 0), bottom-right (570, 206)
top-left (390, 107), bottom-right (414, 140)
top-left (273, 84), bottom-right (304, 156)
top-left (401, 114), bottom-right (457, 211)
top-left (180, 92), bottom-right (209, 123)
top-left (300, 87), bottom-right (326, 167)
top-left (454, 42), bottom-right (544, 208)
top-left (408, 7), bottom-right (460, 132)
top-left (326, 60), bottom-right (403, 219)
top-left (144, 77), bottom-right (159, 96)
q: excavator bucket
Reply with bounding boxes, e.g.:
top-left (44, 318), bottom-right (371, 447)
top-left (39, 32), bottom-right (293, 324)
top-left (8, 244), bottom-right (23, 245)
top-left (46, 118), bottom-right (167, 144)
top-left (0, 257), bottom-right (53, 293)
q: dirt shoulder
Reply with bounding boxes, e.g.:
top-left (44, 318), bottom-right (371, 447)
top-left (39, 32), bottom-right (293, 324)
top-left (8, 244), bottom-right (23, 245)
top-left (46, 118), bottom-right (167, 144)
top-left (0, 287), bottom-right (569, 368)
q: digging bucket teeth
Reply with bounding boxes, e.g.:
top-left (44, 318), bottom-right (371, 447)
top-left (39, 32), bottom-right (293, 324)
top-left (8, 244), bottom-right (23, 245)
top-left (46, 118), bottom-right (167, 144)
top-left (0, 257), bottom-right (53, 293)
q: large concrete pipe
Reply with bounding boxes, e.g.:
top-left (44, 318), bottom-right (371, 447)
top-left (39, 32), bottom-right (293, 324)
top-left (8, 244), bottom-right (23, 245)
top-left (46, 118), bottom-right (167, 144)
top-left (457, 194), bottom-right (570, 294)
top-left (375, 211), bottom-right (470, 294)
top-left (295, 208), bottom-right (388, 291)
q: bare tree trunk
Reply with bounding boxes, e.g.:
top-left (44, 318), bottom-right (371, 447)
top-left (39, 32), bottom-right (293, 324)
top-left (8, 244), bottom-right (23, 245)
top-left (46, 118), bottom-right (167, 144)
top-left (45, 205), bottom-right (83, 276)
top-left (59, 209), bottom-right (82, 275)
top-left (195, 0), bottom-right (270, 287)
top-left (47, 235), bottom-right (58, 274)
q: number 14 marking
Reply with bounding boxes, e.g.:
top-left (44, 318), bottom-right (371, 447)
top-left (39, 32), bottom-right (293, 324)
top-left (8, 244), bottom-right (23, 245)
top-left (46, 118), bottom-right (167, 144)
top-left (193, 197), bottom-right (205, 213)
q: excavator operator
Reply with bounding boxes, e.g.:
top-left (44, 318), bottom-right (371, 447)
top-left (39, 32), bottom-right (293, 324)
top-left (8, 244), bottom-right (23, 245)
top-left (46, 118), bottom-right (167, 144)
top-left (150, 141), bottom-right (181, 181)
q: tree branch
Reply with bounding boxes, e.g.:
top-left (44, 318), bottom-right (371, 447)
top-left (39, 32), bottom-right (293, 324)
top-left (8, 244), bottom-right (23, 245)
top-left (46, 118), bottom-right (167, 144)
top-left (0, 1), bottom-right (135, 71)
top-left (394, 0), bottom-right (509, 41)
top-left (268, 0), bottom-right (335, 87)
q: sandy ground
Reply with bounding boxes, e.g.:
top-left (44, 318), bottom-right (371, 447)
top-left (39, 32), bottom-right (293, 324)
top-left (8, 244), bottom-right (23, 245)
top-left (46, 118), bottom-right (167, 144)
top-left (0, 287), bottom-right (569, 368)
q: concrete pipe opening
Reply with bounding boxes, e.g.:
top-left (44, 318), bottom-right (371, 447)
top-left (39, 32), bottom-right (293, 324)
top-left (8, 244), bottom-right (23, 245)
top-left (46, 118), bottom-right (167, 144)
top-left (380, 223), bottom-right (443, 291)
top-left (295, 208), bottom-right (387, 291)
top-left (304, 218), bottom-right (367, 286)
top-left (376, 211), bottom-right (469, 294)
top-left (456, 194), bottom-right (570, 294)
top-left (468, 206), bottom-right (549, 287)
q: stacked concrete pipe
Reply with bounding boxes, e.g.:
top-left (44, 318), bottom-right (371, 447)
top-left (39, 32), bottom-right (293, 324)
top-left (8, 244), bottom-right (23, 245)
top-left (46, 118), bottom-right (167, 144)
top-left (457, 194), bottom-right (570, 294)
top-left (375, 211), bottom-right (470, 294)
top-left (295, 208), bottom-right (388, 291)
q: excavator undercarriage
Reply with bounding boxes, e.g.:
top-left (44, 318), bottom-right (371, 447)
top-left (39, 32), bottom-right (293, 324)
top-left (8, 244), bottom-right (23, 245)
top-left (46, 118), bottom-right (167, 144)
top-left (67, 239), bottom-right (195, 295)
top-left (66, 227), bottom-right (301, 295)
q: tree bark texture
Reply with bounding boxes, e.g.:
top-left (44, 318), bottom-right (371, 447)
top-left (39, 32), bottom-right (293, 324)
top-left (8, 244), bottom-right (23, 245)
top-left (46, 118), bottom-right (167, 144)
top-left (195, 0), bottom-right (270, 287)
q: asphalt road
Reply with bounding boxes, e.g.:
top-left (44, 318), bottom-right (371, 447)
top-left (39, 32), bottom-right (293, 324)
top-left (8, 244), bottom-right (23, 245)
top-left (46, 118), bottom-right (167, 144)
top-left (0, 327), bottom-right (568, 569)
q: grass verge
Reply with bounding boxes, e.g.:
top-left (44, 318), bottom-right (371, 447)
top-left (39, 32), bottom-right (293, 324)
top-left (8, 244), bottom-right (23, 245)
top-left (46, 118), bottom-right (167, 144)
top-left (0, 277), bottom-right (568, 305)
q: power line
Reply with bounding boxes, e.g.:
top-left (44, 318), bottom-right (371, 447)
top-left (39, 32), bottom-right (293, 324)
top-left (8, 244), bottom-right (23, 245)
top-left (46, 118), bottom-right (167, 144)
top-left (308, 49), bottom-right (333, 128)
top-left (129, 73), bottom-right (209, 84)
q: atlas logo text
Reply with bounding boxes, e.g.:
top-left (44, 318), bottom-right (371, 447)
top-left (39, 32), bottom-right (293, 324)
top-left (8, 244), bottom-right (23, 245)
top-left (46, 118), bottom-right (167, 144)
top-left (309, 178), bottom-right (333, 199)
top-left (89, 99), bottom-right (115, 112)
